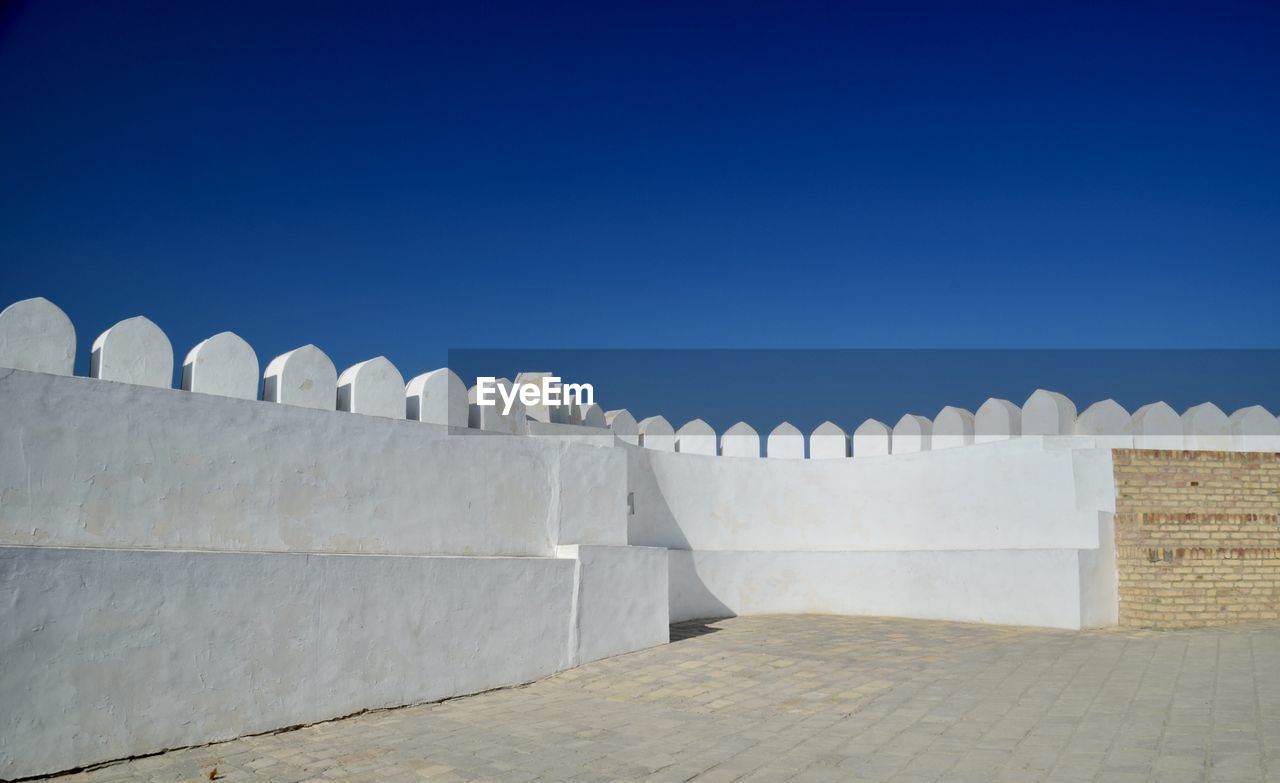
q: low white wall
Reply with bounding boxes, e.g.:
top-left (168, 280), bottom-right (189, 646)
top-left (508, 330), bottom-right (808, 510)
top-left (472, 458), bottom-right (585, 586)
top-left (0, 369), bottom-right (626, 555)
top-left (559, 545), bottom-right (669, 665)
top-left (0, 546), bottom-right (578, 780)
top-left (630, 438), bottom-right (1117, 629)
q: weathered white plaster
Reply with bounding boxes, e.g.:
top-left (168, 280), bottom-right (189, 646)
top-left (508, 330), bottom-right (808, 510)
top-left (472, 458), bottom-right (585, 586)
top-left (974, 398), bottom-right (1021, 443)
top-left (676, 419), bottom-right (717, 455)
top-left (605, 409), bottom-right (639, 445)
top-left (556, 545), bottom-right (669, 665)
top-left (766, 422), bottom-right (805, 459)
top-left (337, 356), bottom-right (406, 419)
top-left (1132, 401), bottom-right (1184, 449)
top-left (181, 331), bottom-right (258, 400)
top-left (892, 414), bottom-right (931, 453)
top-left (932, 406), bottom-right (975, 450)
top-left (405, 367), bottom-right (468, 427)
top-left (719, 422), bottom-right (760, 458)
top-left (1229, 405), bottom-right (1280, 452)
top-left (468, 377), bottom-right (527, 434)
top-left (469, 378), bottom-right (503, 431)
top-left (852, 418), bottom-right (891, 457)
top-left (0, 546), bottom-right (577, 780)
top-left (1022, 389), bottom-right (1076, 436)
top-left (1074, 399), bottom-right (1133, 449)
top-left (0, 297), bottom-right (75, 376)
top-left (525, 420), bottom-right (615, 444)
top-left (554, 442), bottom-right (628, 546)
top-left (496, 377), bottom-right (528, 433)
top-left (1182, 402), bottom-right (1232, 451)
top-left (514, 372), bottom-right (560, 423)
top-left (262, 344), bottom-right (337, 410)
top-left (91, 316), bottom-right (173, 388)
top-left (0, 369), bottom-right (624, 556)
top-left (809, 421), bottom-right (849, 460)
top-left (572, 402), bottom-right (607, 428)
top-left (637, 415), bottom-right (676, 451)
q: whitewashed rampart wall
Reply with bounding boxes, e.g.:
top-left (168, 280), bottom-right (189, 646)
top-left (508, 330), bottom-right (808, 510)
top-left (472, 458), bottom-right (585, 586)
top-left (0, 298), bottom-right (669, 780)
top-left (0, 295), bottom-right (1275, 776)
top-left (0, 369), bottom-right (625, 556)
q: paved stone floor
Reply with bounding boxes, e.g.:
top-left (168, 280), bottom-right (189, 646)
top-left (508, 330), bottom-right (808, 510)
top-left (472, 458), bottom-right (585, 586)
top-left (44, 616), bottom-right (1280, 783)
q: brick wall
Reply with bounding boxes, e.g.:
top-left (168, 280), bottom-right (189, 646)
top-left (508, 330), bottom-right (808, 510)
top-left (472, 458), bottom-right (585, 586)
top-left (1113, 449), bottom-right (1280, 629)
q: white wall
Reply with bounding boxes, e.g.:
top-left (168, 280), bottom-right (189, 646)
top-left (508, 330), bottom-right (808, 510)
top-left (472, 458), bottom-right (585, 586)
top-left (0, 368), bottom-right (662, 778)
top-left (0, 546), bottom-right (577, 780)
top-left (629, 437), bottom-right (1114, 552)
top-left (629, 438), bottom-right (1117, 630)
top-left (559, 545), bottom-right (669, 665)
top-left (0, 369), bottom-right (626, 555)
top-left (1077, 512), bottom-right (1119, 628)
top-left (0, 360), bottom-right (1138, 776)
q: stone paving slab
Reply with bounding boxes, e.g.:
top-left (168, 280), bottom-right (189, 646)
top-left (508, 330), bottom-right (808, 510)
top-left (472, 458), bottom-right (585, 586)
top-left (31, 616), bottom-right (1280, 783)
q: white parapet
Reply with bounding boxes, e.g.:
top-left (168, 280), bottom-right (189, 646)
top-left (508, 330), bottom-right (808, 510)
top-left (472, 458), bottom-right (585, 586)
top-left (676, 419), bottom-right (717, 455)
top-left (0, 546), bottom-right (579, 781)
top-left (90, 316), bottom-right (173, 389)
top-left (1132, 401), bottom-right (1183, 449)
top-left (1182, 402), bottom-right (1232, 451)
top-left (637, 415), bottom-right (675, 451)
top-left (766, 422), bottom-right (804, 459)
top-left (514, 371), bottom-right (559, 423)
top-left (1022, 389), bottom-right (1076, 436)
top-left (572, 402), bottom-right (607, 428)
top-left (720, 422), bottom-right (760, 458)
top-left (974, 398), bottom-right (1020, 443)
top-left (853, 418), bottom-right (891, 457)
top-left (1075, 399), bottom-right (1133, 449)
top-left (468, 377), bottom-right (526, 434)
top-left (892, 414), bottom-right (931, 453)
top-left (932, 406), bottom-right (975, 450)
top-left (337, 356), bottom-right (406, 419)
top-left (262, 345), bottom-right (337, 410)
top-left (1229, 406), bottom-right (1280, 452)
top-left (497, 377), bottom-right (528, 433)
top-left (0, 297), bottom-right (75, 376)
top-left (809, 421), bottom-right (849, 459)
top-left (405, 367), bottom-right (468, 427)
top-left (181, 332), bottom-right (258, 400)
top-left (0, 367), bottom-right (625, 557)
top-left (605, 409), bottom-right (639, 445)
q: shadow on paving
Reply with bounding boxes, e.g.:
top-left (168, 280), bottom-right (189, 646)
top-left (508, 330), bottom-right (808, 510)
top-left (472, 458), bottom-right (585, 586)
top-left (669, 618), bottom-right (730, 643)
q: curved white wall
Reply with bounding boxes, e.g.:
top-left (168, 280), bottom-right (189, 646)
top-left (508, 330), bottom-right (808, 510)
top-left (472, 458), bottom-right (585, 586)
top-left (627, 438), bottom-right (1117, 630)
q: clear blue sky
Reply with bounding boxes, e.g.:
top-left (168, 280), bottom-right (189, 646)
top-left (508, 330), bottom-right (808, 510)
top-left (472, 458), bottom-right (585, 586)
top-left (1, 1), bottom-right (1278, 420)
